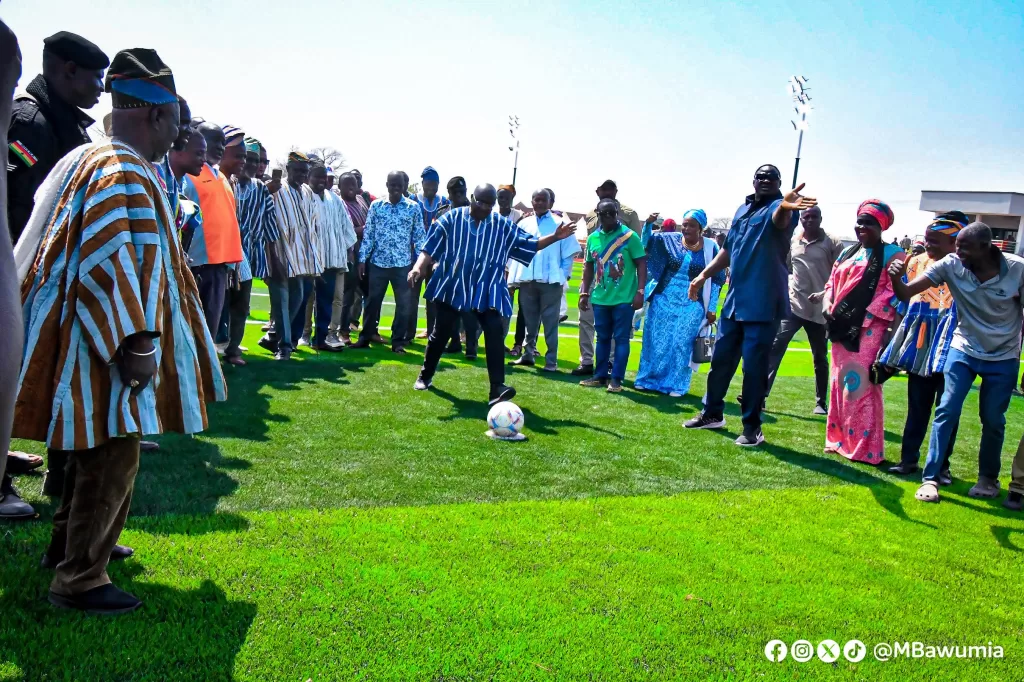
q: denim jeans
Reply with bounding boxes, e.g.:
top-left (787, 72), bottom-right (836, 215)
top-left (289, 277), bottom-right (315, 346)
top-left (901, 372), bottom-right (956, 468)
top-left (267, 276), bottom-right (312, 351)
top-left (312, 269), bottom-right (339, 345)
top-left (593, 303), bottom-right (634, 381)
top-left (703, 316), bottom-right (780, 430)
top-left (923, 348), bottom-right (1019, 483)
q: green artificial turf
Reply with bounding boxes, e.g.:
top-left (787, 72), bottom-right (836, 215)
top-left (3, 270), bottom-right (1024, 681)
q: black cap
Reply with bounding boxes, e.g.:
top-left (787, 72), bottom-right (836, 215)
top-left (43, 32), bottom-right (109, 70)
top-left (104, 48), bottom-right (176, 109)
top-left (597, 179), bottom-right (617, 191)
top-left (447, 176), bottom-right (467, 191)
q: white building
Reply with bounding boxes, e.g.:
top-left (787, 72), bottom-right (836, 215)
top-left (920, 190), bottom-right (1024, 254)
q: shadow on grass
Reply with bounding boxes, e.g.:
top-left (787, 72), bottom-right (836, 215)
top-left (0, 523), bottom-right (255, 681)
top-left (430, 387), bottom-right (624, 439)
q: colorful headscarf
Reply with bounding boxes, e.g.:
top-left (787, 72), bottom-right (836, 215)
top-left (222, 124), bottom-right (245, 147)
top-left (682, 208), bottom-right (708, 228)
top-left (421, 166), bottom-right (440, 183)
top-left (661, 218), bottom-right (678, 232)
top-left (856, 199), bottom-right (894, 232)
top-left (243, 136), bottom-right (261, 156)
top-left (927, 210), bottom-right (970, 236)
top-left (498, 184), bottom-right (516, 195)
top-left (288, 150), bottom-right (309, 164)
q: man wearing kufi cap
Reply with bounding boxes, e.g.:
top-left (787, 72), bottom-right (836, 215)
top-left (407, 166), bottom-right (451, 340)
top-left (14, 48), bottom-right (226, 614)
top-left (7, 32), bottom-right (109, 243)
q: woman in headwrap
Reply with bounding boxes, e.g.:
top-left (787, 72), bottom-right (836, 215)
top-left (635, 210), bottom-right (724, 396)
top-left (821, 199), bottom-right (905, 464)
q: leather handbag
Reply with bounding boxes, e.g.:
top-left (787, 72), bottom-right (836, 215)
top-left (691, 322), bottom-right (716, 365)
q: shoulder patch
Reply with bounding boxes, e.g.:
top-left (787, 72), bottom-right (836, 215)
top-left (9, 140), bottom-right (38, 167)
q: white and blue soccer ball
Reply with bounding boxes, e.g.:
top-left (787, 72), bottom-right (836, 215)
top-left (487, 401), bottom-right (525, 438)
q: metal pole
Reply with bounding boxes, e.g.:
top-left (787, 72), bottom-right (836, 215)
top-left (792, 121), bottom-right (805, 188)
top-left (512, 144), bottom-right (519, 186)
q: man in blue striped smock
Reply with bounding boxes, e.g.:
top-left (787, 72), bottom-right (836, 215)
top-left (260, 151), bottom-right (321, 360)
top-left (410, 184), bottom-right (577, 405)
top-left (225, 137), bottom-right (280, 365)
top-left (14, 49), bottom-right (226, 615)
top-left (304, 159), bottom-right (356, 351)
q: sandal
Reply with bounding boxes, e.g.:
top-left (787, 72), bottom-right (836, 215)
top-left (6, 451), bottom-right (44, 475)
top-left (915, 481), bottom-right (940, 503)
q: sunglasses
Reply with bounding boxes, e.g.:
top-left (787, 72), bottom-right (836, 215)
top-left (598, 210), bottom-right (617, 217)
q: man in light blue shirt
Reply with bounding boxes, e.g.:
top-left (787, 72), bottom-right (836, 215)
top-left (353, 171), bottom-right (426, 352)
top-left (508, 189), bottom-right (580, 371)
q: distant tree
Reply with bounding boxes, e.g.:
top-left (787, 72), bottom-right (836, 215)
top-left (407, 181), bottom-right (421, 196)
top-left (709, 217), bottom-right (732, 233)
top-left (307, 146), bottom-right (347, 170)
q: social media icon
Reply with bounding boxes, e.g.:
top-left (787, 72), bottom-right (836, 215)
top-left (764, 640), bottom-right (787, 662)
top-left (817, 640), bottom-right (840, 663)
top-left (844, 640), bottom-right (867, 662)
top-left (791, 640), bottom-right (814, 662)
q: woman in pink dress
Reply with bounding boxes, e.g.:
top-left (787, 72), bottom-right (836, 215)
top-left (821, 200), bottom-right (905, 464)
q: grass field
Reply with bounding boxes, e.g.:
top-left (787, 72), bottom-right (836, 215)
top-left (3, 266), bottom-right (1024, 681)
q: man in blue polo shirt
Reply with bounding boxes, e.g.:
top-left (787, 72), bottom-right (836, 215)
top-left (684, 165), bottom-right (817, 446)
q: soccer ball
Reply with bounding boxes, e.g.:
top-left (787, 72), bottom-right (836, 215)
top-left (487, 401), bottom-right (525, 438)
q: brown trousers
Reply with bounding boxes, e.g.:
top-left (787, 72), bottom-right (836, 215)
top-left (48, 436), bottom-right (141, 596)
top-left (1011, 435), bottom-right (1024, 496)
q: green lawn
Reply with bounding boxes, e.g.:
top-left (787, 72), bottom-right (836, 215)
top-left (3, 268), bottom-right (1024, 681)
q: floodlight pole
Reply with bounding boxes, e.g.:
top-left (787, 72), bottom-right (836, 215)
top-left (512, 140), bottom-right (519, 186)
top-left (792, 117), bottom-right (805, 189)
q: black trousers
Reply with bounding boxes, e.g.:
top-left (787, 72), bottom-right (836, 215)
top-left (422, 302), bottom-right (505, 387)
top-left (903, 372), bottom-right (957, 469)
top-left (765, 315), bottom-right (830, 410)
top-left (190, 264), bottom-right (228, 339)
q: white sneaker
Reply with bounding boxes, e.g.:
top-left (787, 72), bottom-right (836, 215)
top-left (297, 335), bottom-right (311, 347)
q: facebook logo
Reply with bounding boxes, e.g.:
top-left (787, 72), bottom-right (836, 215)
top-left (764, 640), bottom-right (788, 662)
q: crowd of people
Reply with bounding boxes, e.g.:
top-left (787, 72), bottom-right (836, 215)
top-left (0, 29), bottom-right (1023, 617)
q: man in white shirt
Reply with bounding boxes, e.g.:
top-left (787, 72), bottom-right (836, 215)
top-left (508, 189), bottom-right (580, 371)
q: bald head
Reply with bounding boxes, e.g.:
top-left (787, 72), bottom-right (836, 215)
top-left (386, 171), bottom-right (406, 203)
top-left (800, 204), bottom-right (822, 237)
top-left (470, 184), bottom-right (497, 220)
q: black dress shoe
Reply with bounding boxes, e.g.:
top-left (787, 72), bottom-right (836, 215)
top-left (41, 544), bottom-right (134, 569)
top-left (257, 335), bottom-right (279, 354)
top-left (887, 462), bottom-right (920, 476)
top-left (443, 343), bottom-right (463, 355)
top-left (488, 384), bottom-right (517, 406)
top-left (0, 476), bottom-right (35, 520)
top-left (139, 441), bottom-right (160, 452)
top-left (349, 339), bottom-right (371, 349)
top-left (571, 363), bottom-right (594, 376)
top-left (49, 583), bottom-right (142, 615)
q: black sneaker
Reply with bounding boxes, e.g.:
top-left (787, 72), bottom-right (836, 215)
top-left (0, 476), bottom-right (35, 520)
top-left (735, 429), bottom-right (765, 447)
top-left (257, 335), bottom-right (278, 354)
top-left (938, 469), bottom-right (953, 487)
top-left (571, 363), bottom-right (594, 376)
top-left (683, 413), bottom-right (725, 430)
top-left (488, 384), bottom-right (516, 406)
top-left (1004, 491), bottom-right (1023, 512)
top-left (49, 583), bottom-right (142, 615)
top-left (888, 462), bottom-right (920, 476)
top-left (414, 377), bottom-right (432, 391)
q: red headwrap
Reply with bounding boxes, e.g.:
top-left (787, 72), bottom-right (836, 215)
top-left (661, 218), bottom-right (678, 232)
top-left (857, 199), bottom-right (894, 232)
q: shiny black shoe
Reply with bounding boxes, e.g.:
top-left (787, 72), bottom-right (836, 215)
top-left (41, 544), bottom-right (134, 569)
top-left (257, 334), bottom-right (279, 354)
top-left (571, 363), bottom-right (594, 376)
top-left (488, 384), bottom-right (516, 406)
top-left (49, 583), bottom-right (142, 615)
top-left (887, 462), bottom-right (920, 476)
top-left (0, 476), bottom-right (35, 520)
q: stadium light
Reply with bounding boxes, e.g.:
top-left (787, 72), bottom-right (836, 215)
top-left (788, 76), bottom-right (812, 188)
top-left (508, 115), bottom-right (521, 185)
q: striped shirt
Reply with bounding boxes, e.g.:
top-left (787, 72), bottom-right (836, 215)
top-left (507, 211), bottom-right (580, 285)
top-left (358, 197), bottom-right (426, 268)
top-left (424, 206), bottom-right (539, 316)
top-left (305, 186), bottom-right (356, 271)
top-left (14, 140), bottom-right (227, 451)
top-left (272, 183), bottom-right (321, 278)
top-left (235, 177), bottom-right (279, 280)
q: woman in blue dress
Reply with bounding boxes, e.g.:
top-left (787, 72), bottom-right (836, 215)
top-left (635, 210), bottom-right (724, 396)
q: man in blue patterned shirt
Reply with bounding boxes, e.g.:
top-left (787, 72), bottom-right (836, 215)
top-left (409, 184), bottom-right (576, 405)
top-left (353, 171), bottom-right (426, 352)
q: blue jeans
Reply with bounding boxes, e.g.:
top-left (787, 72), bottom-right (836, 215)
top-left (703, 316), bottom-right (779, 430)
top-left (924, 348), bottom-right (1019, 483)
top-left (267, 276), bottom-right (313, 351)
top-left (312, 269), bottom-right (339, 345)
top-left (593, 303), bottom-right (634, 381)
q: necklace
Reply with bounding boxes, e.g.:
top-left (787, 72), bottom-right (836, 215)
top-left (683, 237), bottom-right (702, 252)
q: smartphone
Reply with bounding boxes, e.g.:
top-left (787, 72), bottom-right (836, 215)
top-left (272, 169), bottom-right (283, 181)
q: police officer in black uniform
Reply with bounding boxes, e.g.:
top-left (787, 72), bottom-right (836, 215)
top-left (7, 31), bottom-right (108, 242)
top-left (6, 32), bottom-right (107, 498)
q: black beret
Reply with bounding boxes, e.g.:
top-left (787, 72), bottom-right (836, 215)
top-left (43, 32), bottom-right (109, 70)
top-left (447, 176), bottom-right (466, 191)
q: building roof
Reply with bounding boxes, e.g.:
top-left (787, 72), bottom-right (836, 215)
top-left (920, 190), bottom-right (1024, 217)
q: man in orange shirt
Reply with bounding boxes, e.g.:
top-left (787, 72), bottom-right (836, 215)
top-left (187, 122), bottom-right (244, 334)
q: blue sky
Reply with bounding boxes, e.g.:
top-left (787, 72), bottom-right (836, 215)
top-left (4, 0), bottom-right (1023, 238)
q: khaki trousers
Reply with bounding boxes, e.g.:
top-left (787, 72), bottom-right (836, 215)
top-left (48, 436), bottom-right (141, 596)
